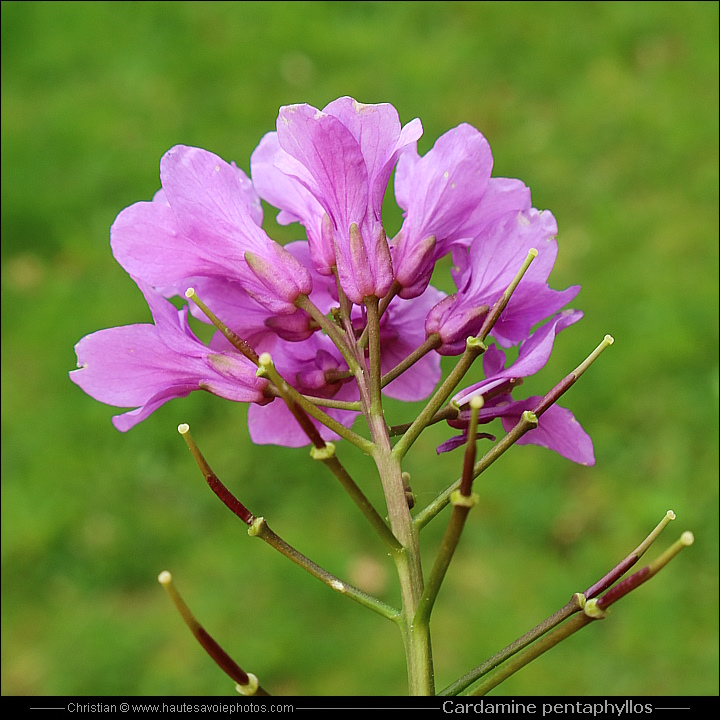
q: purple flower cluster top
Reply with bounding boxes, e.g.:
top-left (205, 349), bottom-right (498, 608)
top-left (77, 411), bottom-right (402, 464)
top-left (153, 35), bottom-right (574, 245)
top-left (71, 97), bottom-right (594, 464)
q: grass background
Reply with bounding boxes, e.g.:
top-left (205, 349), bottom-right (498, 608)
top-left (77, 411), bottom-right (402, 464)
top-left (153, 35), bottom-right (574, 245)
top-left (1, 0), bottom-right (717, 697)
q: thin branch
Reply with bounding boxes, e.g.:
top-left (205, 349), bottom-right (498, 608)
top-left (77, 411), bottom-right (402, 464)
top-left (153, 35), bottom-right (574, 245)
top-left (414, 334), bottom-right (615, 531)
top-left (177, 424), bottom-right (398, 622)
top-left (249, 517), bottom-right (401, 622)
top-left (185, 288), bottom-right (259, 365)
top-left (256, 353), bottom-right (373, 454)
top-left (440, 512), bottom-right (686, 696)
top-left (466, 531), bottom-right (693, 696)
top-left (295, 294), bottom-right (361, 375)
top-left (392, 337), bottom-right (486, 461)
top-left (158, 571), bottom-right (270, 696)
top-left (381, 334), bottom-right (442, 389)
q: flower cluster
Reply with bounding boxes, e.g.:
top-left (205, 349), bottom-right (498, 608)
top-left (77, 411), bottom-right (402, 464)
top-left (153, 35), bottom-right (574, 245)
top-left (71, 96), bottom-right (591, 464)
top-left (70, 96), bottom-right (696, 698)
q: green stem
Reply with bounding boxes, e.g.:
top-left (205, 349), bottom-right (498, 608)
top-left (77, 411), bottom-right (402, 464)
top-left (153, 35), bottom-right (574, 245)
top-left (365, 296), bottom-right (383, 416)
top-left (414, 397), bottom-right (483, 629)
top-left (466, 530), bottom-right (693, 696)
top-left (382, 334), bottom-right (442, 389)
top-left (249, 516), bottom-right (400, 622)
top-left (466, 610), bottom-right (594, 696)
top-left (414, 411), bottom-right (538, 532)
top-left (295, 294), bottom-right (362, 375)
top-left (415, 491), bottom-right (478, 630)
top-left (452, 526), bottom-right (693, 696)
top-left (256, 353), bottom-right (373, 454)
top-left (297, 395), bottom-right (361, 412)
top-left (261, 366), bottom-right (396, 551)
top-left (265, 385), bottom-right (361, 412)
top-left (441, 594), bottom-right (585, 696)
top-left (363, 293), bottom-right (434, 695)
top-left (310, 443), bottom-right (402, 553)
top-left (393, 337), bottom-right (486, 461)
top-left (357, 280), bottom-right (400, 350)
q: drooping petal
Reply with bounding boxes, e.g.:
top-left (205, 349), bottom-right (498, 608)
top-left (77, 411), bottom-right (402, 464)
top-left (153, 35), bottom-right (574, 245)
top-left (451, 310), bottom-right (583, 406)
top-left (461, 177), bottom-right (532, 240)
top-left (496, 309), bottom-right (583, 380)
top-left (498, 397), bottom-right (595, 466)
top-left (111, 385), bottom-right (197, 432)
top-left (70, 324), bottom-right (203, 409)
top-left (70, 284), bottom-right (269, 432)
top-left (160, 145), bottom-right (312, 311)
top-left (110, 201), bottom-right (211, 292)
top-left (457, 209), bottom-right (559, 301)
top-left (490, 282), bottom-right (581, 348)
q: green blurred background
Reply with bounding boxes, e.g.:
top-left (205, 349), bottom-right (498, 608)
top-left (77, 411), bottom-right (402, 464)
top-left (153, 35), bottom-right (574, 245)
top-left (2, 1), bottom-right (717, 697)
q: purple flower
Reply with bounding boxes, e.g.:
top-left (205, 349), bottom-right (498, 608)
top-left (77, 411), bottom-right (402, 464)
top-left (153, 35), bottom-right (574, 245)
top-left (273, 97), bottom-right (422, 302)
top-left (71, 96), bottom-right (592, 462)
top-left (425, 209), bottom-right (580, 354)
top-left (246, 332), bottom-right (360, 448)
top-left (111, 145), bottom-right (312, 314)
top-left (183, 240), bottom-right (337, 350)
top-left (391, 123), bottom-right (531, 299)
top-left (70, 282), bottom-right (269, 432)
top-left (437, 310), bottom-right (595, 465)
top-left (237, 281), bottom-right (445, 447)
top-left (374, 285), bottom-right (446, 401)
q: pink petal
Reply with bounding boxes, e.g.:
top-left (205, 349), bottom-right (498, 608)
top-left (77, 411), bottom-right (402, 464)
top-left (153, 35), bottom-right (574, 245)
top-left (500, 398), bottom-right (595, 466)
top-left (276, 104), bottom-right (369, 231)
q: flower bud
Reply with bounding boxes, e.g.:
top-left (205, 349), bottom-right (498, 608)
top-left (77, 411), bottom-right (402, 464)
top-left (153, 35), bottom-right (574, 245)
top-left (244, 243), bottom-right (313, 313)
top-left (393, 234), bottom-right (437, 299)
